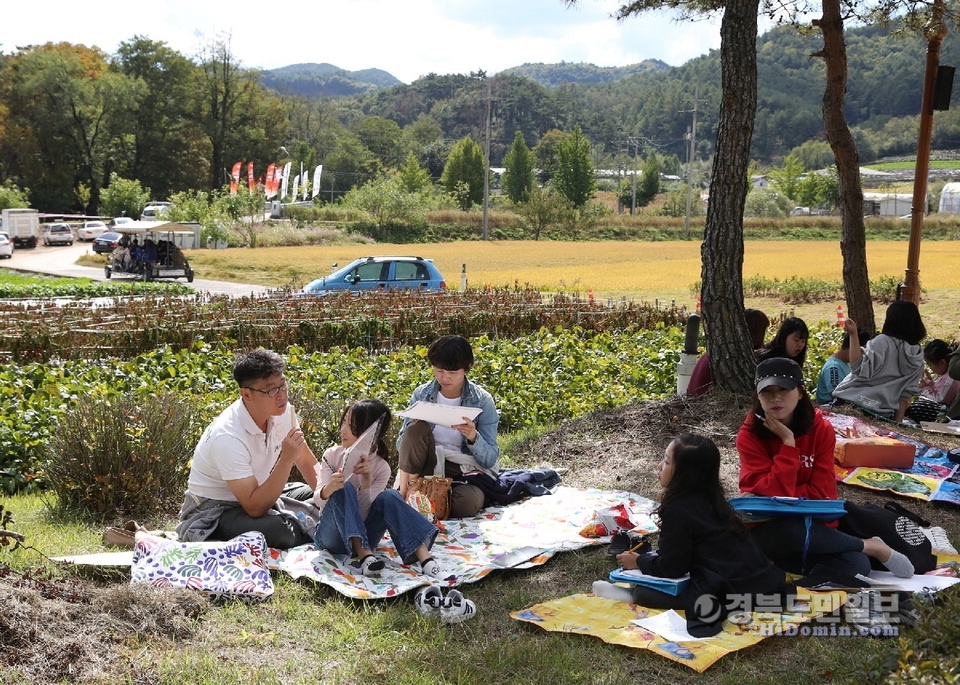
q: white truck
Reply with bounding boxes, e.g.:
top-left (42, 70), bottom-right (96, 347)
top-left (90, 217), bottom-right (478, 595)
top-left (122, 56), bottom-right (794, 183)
top-left (1, 208), bottom-right (40, 248)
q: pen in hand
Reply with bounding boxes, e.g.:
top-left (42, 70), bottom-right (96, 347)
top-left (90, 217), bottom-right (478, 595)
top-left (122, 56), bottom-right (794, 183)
top-left (626, 540), bottom-right (648, 554)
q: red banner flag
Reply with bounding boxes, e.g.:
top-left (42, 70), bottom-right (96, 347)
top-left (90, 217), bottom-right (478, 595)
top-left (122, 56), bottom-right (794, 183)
top-left (247, 162), bottom-right (255, 191)
top-left (230, 162), bottom-right (242, 194)
top-left (265, 163), bottom-right (277, 198)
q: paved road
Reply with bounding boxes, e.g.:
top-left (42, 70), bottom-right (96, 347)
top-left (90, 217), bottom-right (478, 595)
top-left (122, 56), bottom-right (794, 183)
top-left (2, 242), bottom-right (270, 297)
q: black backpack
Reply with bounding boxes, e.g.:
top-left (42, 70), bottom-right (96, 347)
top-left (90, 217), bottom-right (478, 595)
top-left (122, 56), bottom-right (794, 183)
top-left (837, 500), bottom-right (937, 574)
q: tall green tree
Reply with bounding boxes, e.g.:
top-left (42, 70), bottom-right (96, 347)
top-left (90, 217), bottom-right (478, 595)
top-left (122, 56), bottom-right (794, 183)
top-left (114, 37), bottom-right (203, 200)
top-left (502, 131), bottom-right (535, 203)
top-left (356, 116), bottom-right (403, 169)
top-left (636, 153), bottom-right (661, 207)
top-left (551, 125), bottom-right (596, 208)
top-left (397, 152), bottom-right (431, 194)
top-left (99, 173), bottom-right (151, 218)
top-left (441, 137), bottom-right (485, 210)
top-left (0, 181), bottom-right (30, 210)
top-left (11, 43), bottom-right (140, 212)
top-left (767, 153), bottom-right (806, 201)
top-left (533, 129), bottom-right (567, 184)
top-left (189, 37), bottom-right (285, 191)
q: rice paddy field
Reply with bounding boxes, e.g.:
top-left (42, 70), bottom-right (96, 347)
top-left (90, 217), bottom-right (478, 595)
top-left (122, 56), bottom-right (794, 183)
top-left (187, 240), bottom-right (960, 338)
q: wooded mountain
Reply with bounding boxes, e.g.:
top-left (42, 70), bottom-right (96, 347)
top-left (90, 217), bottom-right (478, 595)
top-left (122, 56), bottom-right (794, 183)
top-left (261, 63), bottom-right (402, 97)
top-left (501, 60), bottom-right (671, 86)
top-left (336, 22), bottom-right (960, 166)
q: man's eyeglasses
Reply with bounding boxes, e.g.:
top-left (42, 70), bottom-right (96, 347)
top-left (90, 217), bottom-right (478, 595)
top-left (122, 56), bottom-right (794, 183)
top-left (245, 382), bottom-right (287, 398)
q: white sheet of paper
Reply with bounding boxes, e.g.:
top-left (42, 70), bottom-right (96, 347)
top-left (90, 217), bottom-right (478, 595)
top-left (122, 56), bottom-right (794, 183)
top-left (631, 609), bottom-right (712, 642)
top-left (862, 571), bottom-right (960, 592)
top-left (341, 416), bottom-right (383, 483)
top-left (397, 401), bottom-right (483, 428)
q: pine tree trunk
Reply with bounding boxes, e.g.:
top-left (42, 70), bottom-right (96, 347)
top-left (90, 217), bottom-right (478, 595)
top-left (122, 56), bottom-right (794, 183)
top-left (702, 0), bottom-right (760, 395)
top-left (818, 0), bottom-right (876, 332)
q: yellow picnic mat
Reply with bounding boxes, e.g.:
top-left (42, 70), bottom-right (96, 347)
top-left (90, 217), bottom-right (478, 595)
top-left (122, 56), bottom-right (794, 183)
top-left (511, 589), bottom-right (847, 672)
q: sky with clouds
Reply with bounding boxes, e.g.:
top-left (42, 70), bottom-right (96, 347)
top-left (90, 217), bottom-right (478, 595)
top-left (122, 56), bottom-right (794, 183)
top-left (1, 0), bottom-right (730, 83)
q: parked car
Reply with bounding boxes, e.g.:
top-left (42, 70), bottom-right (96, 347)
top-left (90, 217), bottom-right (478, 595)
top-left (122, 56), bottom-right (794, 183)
top-left (91, 231), bottom-right (122, 254)
top-left (42, 222), bottom-right (75, 246)
top-left (78, 220), bottom-right (108, 241)
top-left (140, 202), bottom-right (172, 221)
top-left (109, 217), bottom-right (135, 228)
top-left (0, 232), bottom-right (12, 259)
top-left (302, 256), bottom-right (447, 295)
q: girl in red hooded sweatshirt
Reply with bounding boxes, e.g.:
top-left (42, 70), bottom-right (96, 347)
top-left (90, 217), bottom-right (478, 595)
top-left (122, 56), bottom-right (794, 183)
top-left (736, 357), bottom-right (913, 587)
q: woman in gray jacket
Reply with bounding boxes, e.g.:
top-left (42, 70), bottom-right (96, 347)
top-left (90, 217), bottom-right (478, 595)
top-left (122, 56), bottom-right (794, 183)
top-left (832, 300), bottom-right (926, 421)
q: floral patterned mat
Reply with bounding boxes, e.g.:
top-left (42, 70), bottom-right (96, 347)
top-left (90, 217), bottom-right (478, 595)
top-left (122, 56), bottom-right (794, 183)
top-left (266, 486), bottom-right (659, 599)
top-left (825, 412), bottom-right (960, 505)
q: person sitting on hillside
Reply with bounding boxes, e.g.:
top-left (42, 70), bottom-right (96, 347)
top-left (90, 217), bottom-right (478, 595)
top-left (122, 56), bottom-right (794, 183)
top-left (176, 349), bottom-right (320, 549)
top-left (904, 339), bottom-right (960, 423)
top-left (815, 318), bottom-right (872, 404)
top-left (756, 316), bottom-right (809, 369)
top-left (832, 300), bottom-right (926, 422)
top-left (395, 335), bottom-right (500, 519)
top-left (687, 308), bottom-right (769, 397)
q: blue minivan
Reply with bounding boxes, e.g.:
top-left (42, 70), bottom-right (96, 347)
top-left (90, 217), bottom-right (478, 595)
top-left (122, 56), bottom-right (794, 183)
top-left (302, 256), bottom-right (447, 295)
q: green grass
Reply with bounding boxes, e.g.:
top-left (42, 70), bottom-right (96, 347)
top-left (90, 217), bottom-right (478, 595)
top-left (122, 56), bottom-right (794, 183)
top-left (864, 160), bottom-right (960, 171)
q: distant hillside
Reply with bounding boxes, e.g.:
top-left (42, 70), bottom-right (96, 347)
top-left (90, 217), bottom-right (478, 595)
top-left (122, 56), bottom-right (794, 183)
top-left (261, 63), bottom-right (402, 97)
top-left (501, 60), bottom-right (672, 87)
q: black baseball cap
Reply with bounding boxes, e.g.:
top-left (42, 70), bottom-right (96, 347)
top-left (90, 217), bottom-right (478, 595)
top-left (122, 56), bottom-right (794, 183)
top-left (755, 357), bottom-right (803, 391)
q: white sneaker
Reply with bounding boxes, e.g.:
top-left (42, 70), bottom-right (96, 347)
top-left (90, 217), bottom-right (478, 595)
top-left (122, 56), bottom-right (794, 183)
top-left (414, 584), bottom-right (443, 617)
top-left (440, 589), bottom-right (477, 624)
top-left (358, 554), bottom-right (384, 577)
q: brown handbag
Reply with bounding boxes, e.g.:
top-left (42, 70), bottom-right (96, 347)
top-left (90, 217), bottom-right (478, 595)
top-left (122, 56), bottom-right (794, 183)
top-left (407, 475), bottom-right (453, 520)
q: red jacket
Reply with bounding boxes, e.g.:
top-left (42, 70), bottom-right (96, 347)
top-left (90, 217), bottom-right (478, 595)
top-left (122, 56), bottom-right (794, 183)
top-left (736, 409), bottom-right (838, 522)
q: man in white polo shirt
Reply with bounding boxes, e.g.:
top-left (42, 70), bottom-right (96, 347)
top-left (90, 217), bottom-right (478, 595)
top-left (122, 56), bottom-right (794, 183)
top-left (176, 349), bottom-right (320, 548)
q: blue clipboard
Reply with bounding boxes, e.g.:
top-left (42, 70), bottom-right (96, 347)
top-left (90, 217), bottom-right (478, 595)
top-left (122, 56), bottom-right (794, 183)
top-left (728, 496), bottom-right (847, 522)
top-left (608, 568), bottom-right (690, 596)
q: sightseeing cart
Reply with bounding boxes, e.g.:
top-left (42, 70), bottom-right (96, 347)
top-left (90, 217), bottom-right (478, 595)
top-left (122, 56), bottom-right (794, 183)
top-left (102, 221), bottom-right (195, 283)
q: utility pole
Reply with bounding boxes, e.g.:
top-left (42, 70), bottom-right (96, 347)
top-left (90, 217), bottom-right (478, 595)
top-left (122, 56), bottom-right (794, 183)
top-left (681, 88), bottom-right (706, 240)
top-left (904, 0), bottom-right (949, 305)
top-left (482, 80), bottom-right (494, 241)
top-left (613, 136), bottom-right (645, 214)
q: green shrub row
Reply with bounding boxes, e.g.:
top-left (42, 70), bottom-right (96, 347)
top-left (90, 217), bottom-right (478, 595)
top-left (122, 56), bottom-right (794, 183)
top-left (0, 272), bottom-right (192, 299)
top-left (690, 274), bottom-right (904, 304)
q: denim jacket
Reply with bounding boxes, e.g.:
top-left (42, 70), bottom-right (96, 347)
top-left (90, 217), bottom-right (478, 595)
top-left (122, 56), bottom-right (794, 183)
top-left (397, 377), bottom-right (500, 471)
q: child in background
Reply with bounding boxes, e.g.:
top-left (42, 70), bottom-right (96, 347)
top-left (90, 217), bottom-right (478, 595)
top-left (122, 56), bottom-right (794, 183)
top-left (905, 339), bottom-right (960, 423)
top-left (757, 316), bottom-right (809, 369)
top-left (312, 399), bottom-right (442, 579)
top-left (592, 433), bottom-right (792, 638)
top-left (832, 300), bottom-right (926, 422)
top-left (815, 318), bottom-right (871, 404)
top-left (687, 308), bottom-right (769, 397)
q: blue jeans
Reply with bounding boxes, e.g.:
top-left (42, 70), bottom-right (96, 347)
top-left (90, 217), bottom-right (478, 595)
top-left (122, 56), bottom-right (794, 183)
top-left (313, 485), bottom-right (438, 564)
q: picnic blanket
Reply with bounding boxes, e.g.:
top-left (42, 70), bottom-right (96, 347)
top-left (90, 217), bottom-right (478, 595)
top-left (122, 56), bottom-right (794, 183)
top-left (511, 589), bottom-right (848, 673)
top-left (824, 412), bottom-right (960, 505)
top-left (266, 486), bottom-right (660, 599)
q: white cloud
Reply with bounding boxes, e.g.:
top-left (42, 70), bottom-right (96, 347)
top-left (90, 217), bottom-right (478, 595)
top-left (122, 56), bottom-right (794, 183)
top-left (1, 0), bottom-right (727, 83)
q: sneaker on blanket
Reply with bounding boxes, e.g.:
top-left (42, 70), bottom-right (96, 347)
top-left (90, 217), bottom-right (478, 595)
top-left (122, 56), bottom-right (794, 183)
top-left (415, 584), bottom-right (444, 617)
top-left (440, 590), bottom-right (477, 624)
top-left (358, 554), bottom-right (385, 577)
